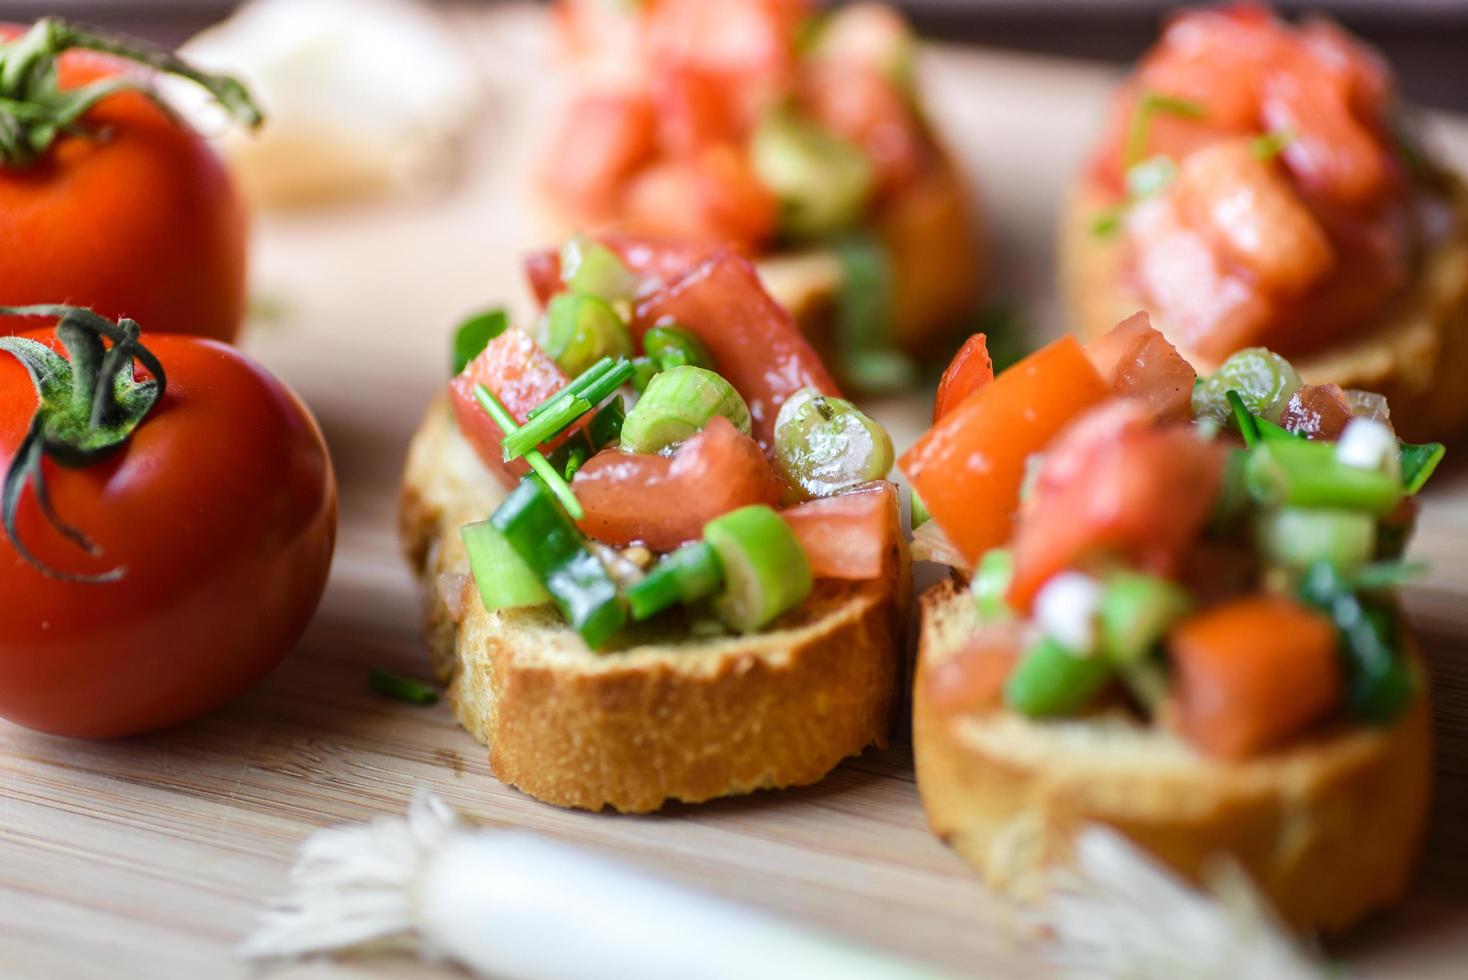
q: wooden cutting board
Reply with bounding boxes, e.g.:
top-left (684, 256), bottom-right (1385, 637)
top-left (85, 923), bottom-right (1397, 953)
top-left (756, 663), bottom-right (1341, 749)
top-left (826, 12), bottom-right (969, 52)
top-left (3, 6), bottom-right (1466, 977)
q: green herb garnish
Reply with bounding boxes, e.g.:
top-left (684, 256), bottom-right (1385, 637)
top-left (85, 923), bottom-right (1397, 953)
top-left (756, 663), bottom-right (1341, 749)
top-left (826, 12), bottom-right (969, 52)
top-left (472, 384), bottom-right (584, 519)
top-left (451, 308), bottom-right (508, 375)
top-left (369, 669), bottom-right (439, 706)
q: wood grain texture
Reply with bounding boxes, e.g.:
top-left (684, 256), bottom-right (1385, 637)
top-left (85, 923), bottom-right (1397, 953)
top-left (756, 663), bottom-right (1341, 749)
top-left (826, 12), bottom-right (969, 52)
top-left (2, 5), bottom-right (1467, 977)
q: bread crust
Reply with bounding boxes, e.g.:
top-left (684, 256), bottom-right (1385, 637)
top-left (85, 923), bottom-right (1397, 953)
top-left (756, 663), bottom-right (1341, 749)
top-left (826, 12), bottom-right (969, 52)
top-left (913, 578), bottom-right (1432, 932)
top-left (400, 395), bottom-right (907, 813)
top-left (1058, 175), bottom-right (1468, 443)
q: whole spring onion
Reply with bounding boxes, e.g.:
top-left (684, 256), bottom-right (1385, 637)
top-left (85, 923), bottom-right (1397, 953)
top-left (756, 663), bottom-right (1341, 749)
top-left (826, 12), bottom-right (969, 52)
top-left (773, 387), bottom-right (895, 499)
top-left (238, 790), bottom-right (956, 980)
top-left (620, 365), bottom-right (751, 454)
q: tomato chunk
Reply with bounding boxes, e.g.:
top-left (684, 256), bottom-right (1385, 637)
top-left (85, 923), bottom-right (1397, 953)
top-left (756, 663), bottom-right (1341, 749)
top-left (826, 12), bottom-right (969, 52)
top-left (572, 416), bottom-right (782, 550)
top-left (781, 481), bottom-right (896, 580)
top-left (634, 249), bottom-right (840, 448)
top-left (1083, 312), bottom-right (1198, 422)
top-left (449, 329), bottom-right (573, 487)
top-left (924, 624), bottom-right (1023, 716)
top-left (899, 336), bottom-right (1111, 565)
top-left (1007, 412), bottom-right (1226, 611)
top-left (523, 233), bottom-right (721, 308)
top-left (932, 333), bottom-right (993, 422)
top-left (1170, 595), bottom-right (1342, 759)
top-left (540, 93), bottom-right (656, 219)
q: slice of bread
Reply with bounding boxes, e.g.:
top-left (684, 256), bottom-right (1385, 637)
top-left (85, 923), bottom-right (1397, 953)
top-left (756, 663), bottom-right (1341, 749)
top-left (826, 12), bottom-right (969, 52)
top-left (399, 395), bottom-right (908, 813)
top-left (1059, 176), bottom-right (1468, 443)
top-left (913, 578), bottom-right (1431, 932)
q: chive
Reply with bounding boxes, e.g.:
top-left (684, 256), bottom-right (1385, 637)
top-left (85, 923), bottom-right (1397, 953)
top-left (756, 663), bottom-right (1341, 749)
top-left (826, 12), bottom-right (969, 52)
top-left (1124, 90), bottom-right (1206, 169)
top-left (1091, 204), bottom-right (1125, 238)
top-left (451, 308), bottom-right (508, 375)
top-left (626, 541), bottom-right (725, 621)
top-left (472, 384), bottom-right (583, 520)
top-left (1227, 389), bottom-right (1260, 446)
top-left (369, 668), bottom-right (439, 706)
top-left (1249, 129), bottom-right (1295, 161)
top-left (1399, 440), bottom-right (1445, 495)
top-left (1245, 439), bottom-right (1402, 514)
top-left (1124, 155), bottom-right (1178, 199)
top-left (527, 357), bottom-right (618, 419)
top-left (506, 358), bottom-right (635, 460)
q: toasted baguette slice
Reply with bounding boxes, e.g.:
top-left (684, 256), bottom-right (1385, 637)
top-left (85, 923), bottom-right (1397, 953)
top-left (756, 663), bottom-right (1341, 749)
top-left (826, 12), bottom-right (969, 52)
top-left (1059, 176), bottom-right (1468, 443)
top-left (399, 396), bottom-right (908, 812)
top-left (913, 578), bottom-right (1431, 932)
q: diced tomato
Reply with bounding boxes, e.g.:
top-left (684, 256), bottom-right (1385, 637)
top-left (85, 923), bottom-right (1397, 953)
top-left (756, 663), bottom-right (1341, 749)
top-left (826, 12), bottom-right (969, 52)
top-left (1169, 595), bottom-right (1342, 759)
top-left (1083, 312), bottom-right (1198, 422)
top-left (1007, 414), bottom-right (1226, 612)
top-left (541, 92), bottom-right (657, 218)
top-left (621, 145), bottom-right (779, 249)
top-left (522, 233), bottom-right (721, 308)
top-left (449, 329), bottom-right (574, 487)
top-left (1279, 382), bottom-right (1353, 440)
top-left (932, 333), bottom-right (993, 422)
top-left (781, 481), bottom-right (897, 580)
top-left (634, 249), bottom-right (840, 448)
top-left (524, 250), bottom-right (561, 307)
top-left (800, 59), bottom-right (925, 193)
top-left (572, 417), bottom-right (783, 551)
top-left (650, 64), bottom-right (739, 157)
top-left (924, 623), bottom-right (1023, 716)
top-left (899, 336), bottom-right (1112, 566)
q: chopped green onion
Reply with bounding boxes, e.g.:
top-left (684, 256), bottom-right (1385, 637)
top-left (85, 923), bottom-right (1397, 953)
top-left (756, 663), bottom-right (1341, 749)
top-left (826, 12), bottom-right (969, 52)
top-left (751, 106), bottom-right (873, 240)
top-left (369, 668), bottom-right (439, 706)
top-left (491, 479), bottom-right (625, 648)
top-left (630, 356), bottom-right (659, 394)
top-left (910, 488), bottom-right (931, 528)
top-left (560, 236), bottom-right (640, 303)
top-left (643, 324), bottom-right (714, 372)
top-left (833, 235), bottom-right (917, 393)
top-left (587, 395), bottom-right (626, 449)
top-left (505, 359), bottom-right (634, 461)
top-left (1209, 448), bottom-right (1251, 529)
top-left (1091, 204), bottom-right (1125, 238)
top-left (1245, 439), bottom-right (1402, 515)
top-left (704, 505), bottom-right (813, 633)
top-left (1124, 90), bottom-right (1206, 168)
top-left (1297, 562), bottom-right (1414, 723)
top-left (971, 548), bottom-right (1014, 623)
top-left (1353, 560), bottom-right (1426, 592)
top-left (452, 308), bottom-right (508, 375)
top-left (545, 434), bottom-right (591, 482)
top-left (461, 521), bottom-right (551, 611)
top-left (1098, 572), bottom-right (1192, 665)
top-left (1227, 390), bottom-right (1261, 447)
top-left (626, 541), bottom-right (725, 621)
top-left (543, 292), bottom-right (634, 377)
top-left (472, 384), bottom-right (583, 520)
top-left (1125, 154), bottom-right (1179, 199)
top-left (1399, 440), bottom-right (1445, 495)
top-left (772, 386), bottom-right (895, 498)
top-left (1194, 348), bottom-right (1302, 426)
top-left (1249, 129), bottom-right (1295, 161)
top-left (1004, 636), bottom-right (1112, 718)
top-left (1255, 506), bottom-right (1376, 577)
top-left (621, 366), bottom-right (751, 454)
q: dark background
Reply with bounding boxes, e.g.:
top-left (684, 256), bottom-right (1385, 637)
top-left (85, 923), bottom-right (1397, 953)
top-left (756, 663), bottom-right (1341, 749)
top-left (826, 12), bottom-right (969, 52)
top-left (3, 1), bottom-right (1466, 110)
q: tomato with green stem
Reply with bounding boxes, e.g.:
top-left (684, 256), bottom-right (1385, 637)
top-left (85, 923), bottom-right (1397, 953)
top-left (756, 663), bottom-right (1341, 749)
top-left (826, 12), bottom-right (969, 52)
top-left (0, 19), bottom-right (261, 342)
top-left (0, 306), bottom-right (336, 737)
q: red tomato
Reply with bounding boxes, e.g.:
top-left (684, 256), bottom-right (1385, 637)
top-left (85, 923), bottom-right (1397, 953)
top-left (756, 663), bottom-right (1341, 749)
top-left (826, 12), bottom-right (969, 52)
top-left (932, 333), bottom-right (993, 422)
top-left (0, 327), bottom-right (336, 737)
top-left (523, 233), bottom-right (722, 308)
top-left (450, 329), bottom-right (574, 487)
top-left (0, 29), bottom-right (248, 341)
top-left (1007, 412), bottom-right (1226, 612)
top-left (900, 336), bottom-right (1111, 565)
top-left (621, 144), bottom-right (779, 249)
top-left (651, 64), bottom-right (740, 157)
top-left (924, 623), bottom-right (1023, 716)
top-left (799, 59), bottom-right (925, 193)
top-left (1083, 312), bottom-right (1197, 421)
top-left (633, 249), bottom-right (840, 449)
top-left (540, 92), bottom-right (657, 219)
top-left (572, 417), bottom-right (782, 551)
top-left (781, 481), bottom-right (896, 580)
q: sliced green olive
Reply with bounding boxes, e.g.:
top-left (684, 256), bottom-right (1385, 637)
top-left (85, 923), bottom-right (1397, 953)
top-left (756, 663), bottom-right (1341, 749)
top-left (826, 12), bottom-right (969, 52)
top-left (620, 365), bottom-right (751, 454)
top-left (773, 387), bottom-right (894, 498)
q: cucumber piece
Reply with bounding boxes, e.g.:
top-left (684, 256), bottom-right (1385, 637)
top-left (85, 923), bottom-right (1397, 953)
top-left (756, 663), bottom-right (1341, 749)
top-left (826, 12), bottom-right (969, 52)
top-left (1256, 506), bottom-right (1376, 576)
top-left (1098, 572), bottom-right (1192, 665)
top-left (544, 292), bottom-right (635, 378)
top-left (751, 107), bottom-right (873, 240)
top-left (621, 365), bottom-right (751, 453)
top-left (460, 520), bottom-right (551, 611)
top-left (560, 236), bottom-right (640, 303)
top-left (1004, 636), bottom-right (1113, 718)
top-left (705, 505), bottom-right (813, 633)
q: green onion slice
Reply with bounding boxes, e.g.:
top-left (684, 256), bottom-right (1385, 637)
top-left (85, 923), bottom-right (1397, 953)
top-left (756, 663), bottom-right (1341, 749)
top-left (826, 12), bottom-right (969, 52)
top-left (369, 669), bottom-right (440, 706)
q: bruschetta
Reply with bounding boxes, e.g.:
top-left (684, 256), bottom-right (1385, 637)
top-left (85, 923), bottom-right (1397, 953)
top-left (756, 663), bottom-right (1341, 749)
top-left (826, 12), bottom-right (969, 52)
top-left (1059, 4), bottom-right (1468, 442)
top-left (400, 235), bottom-right (907, 812)
top-left (536, 0), bottom-right (981, 388)
top-left (904, 312), bottom-right (1442, 931)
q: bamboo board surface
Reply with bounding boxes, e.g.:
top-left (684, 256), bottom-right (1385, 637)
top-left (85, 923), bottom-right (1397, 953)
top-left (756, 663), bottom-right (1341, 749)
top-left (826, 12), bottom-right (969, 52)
top-left (3, 6), bottom-right (1468, 978)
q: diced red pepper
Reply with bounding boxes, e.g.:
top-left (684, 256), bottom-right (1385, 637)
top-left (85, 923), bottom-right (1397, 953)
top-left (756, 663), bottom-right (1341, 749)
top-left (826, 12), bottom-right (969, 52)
top-left (449, 329), bottom-right (574, 487)
top-left (572, 416), bottom-right (782, 551)
top-left (781, 481), bottom-right (897, 580)
top-left (932, 333), bottom-right (993, 422)
top-left (1083, 312), bottom-right (1198, 422)
top-left (633, 249), bottom-right (840, 449)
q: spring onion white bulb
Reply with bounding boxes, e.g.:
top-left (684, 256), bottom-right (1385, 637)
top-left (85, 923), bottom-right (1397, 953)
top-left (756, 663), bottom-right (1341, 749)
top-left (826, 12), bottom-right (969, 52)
top-left (238, 790), bottom-right (954, 980)
top-left (1335, 418), bottom-right (1400, 479)
top-left (1033, 572), bottom-right (1104, 655)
